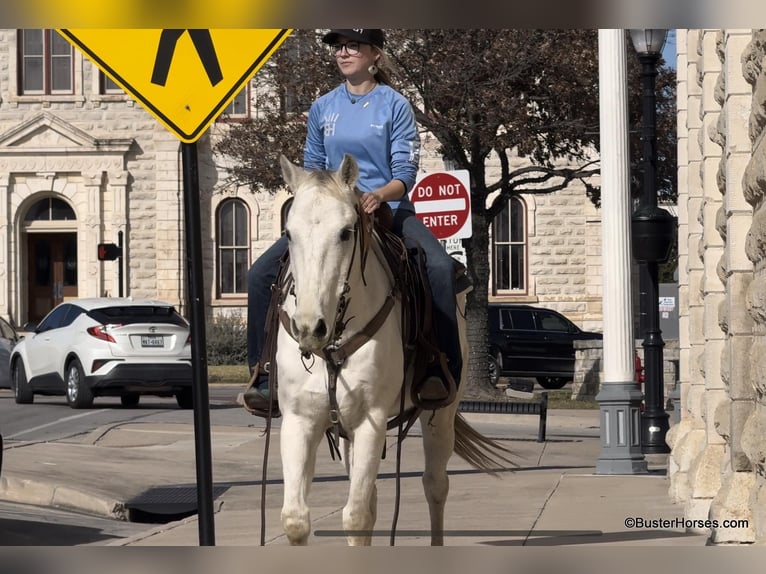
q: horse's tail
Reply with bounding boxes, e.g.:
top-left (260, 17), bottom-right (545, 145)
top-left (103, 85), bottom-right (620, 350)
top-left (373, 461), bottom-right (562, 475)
top-left (453, 413), bottom-right (517, 476)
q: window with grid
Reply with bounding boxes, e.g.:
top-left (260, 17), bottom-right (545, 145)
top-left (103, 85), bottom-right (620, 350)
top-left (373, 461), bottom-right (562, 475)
top-left (217, 199), bottom-right (250, 295)
top-left (100, 72), bottom-right (124, 95)
top-left (492, 196), bottom-right (527, 292)
top-left (18, 29), bottom-right (73, 95)
top-left (219, 85), bottom-right (249, 119)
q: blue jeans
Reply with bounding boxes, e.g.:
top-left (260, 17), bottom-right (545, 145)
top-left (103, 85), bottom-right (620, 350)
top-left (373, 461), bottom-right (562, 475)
top-left (247, 210), bottom-right (461, 384)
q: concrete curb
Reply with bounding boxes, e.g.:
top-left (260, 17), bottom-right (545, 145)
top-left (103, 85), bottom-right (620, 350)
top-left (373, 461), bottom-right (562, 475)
top-left (0, 473), bottom-right (127, 520)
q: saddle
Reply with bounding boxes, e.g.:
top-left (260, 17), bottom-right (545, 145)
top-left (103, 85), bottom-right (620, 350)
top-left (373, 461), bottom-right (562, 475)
top-left (372, 213), bottom-right (470, 410)
top-left (240, 203), bottom-right (472, 417)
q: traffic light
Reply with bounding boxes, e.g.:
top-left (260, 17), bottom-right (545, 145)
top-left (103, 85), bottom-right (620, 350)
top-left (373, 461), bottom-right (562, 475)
top-left (97, 243), bottom-right (122, 261)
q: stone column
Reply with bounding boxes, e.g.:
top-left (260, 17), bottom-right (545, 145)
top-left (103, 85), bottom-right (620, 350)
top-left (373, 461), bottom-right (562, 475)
top-left (82, 171), bottom-right (105, 299)
top-left (0, 175), bottom-right (9, 319)
top-left (108, 170), bottom-right (128, 297)
top-left (668, 29), bottom-right (709, 505)
top-left (684, 28), bottom-right (726, 530)
top-left (741, 29), bottom-right (766, 545)
top-left (708, 29), bottom-right (756, 545)
top-left (595, 29), bottom-right (647, 475)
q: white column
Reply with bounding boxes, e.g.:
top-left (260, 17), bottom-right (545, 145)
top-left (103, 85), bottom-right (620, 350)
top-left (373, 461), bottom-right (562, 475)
top-left (596, 29), bottom-right (647, 474)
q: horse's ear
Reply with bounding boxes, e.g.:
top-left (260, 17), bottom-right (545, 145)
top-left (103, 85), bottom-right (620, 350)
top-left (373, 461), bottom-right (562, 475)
top-left (338, 154), bottom-right (359, 191)
top-left (280, 155), bottom-right (303, 191)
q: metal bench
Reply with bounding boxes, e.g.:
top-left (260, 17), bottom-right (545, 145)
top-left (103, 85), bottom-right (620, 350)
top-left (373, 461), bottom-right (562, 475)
top-left (457, 392), bottom-right (548, 442)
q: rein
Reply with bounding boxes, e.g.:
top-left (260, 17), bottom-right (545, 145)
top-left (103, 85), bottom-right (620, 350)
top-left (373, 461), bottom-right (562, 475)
top-left (277, 207), bottom-right (407, 445)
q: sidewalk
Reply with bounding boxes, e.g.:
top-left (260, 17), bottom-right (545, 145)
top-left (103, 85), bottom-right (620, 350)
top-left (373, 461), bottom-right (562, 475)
top-left (0, 409), bottom-right (709, 546)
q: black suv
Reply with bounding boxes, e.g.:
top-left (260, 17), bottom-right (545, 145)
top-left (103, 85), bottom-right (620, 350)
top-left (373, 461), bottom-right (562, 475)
top-left (488, 303), bottom-right (603, 389)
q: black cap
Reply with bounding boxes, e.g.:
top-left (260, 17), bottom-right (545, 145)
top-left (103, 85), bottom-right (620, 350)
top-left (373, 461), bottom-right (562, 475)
top-left (322, 29), bottom-right (385, 48)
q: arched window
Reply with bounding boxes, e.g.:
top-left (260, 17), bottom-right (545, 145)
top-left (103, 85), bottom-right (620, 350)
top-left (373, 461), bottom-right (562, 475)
top-left (217, 199), bottom-right (250, 295)
top-left (24, 197), bottom-right (76, 221)
top-left (492, 196), bottom-right (527, 293)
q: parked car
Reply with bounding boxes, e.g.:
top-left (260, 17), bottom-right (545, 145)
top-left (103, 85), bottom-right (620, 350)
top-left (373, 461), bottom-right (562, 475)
top-left (9, 298), bottom-right (193, 409)
top-left (488, 303), bottom-right (604, 390)
top-left (0, 316), bottom-right (20, 389)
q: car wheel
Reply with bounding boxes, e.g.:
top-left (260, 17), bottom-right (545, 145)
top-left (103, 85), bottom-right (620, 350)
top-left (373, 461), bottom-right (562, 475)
top-left (65, 359), bottom-right (94, 409)
top-left (120, 393), bottom-right (140, 408)
top-left (175, 388), bottom-right (193, 409)
top-left (12, 359), bottom-right (34, 404)
top-left (536, 376), bottom-right (570, 390)
top-left (488, 353), bottom-right (501, 386)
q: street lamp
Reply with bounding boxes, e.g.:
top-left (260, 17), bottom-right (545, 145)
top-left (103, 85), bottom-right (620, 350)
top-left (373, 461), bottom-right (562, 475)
top-left (629, 28), bottom-right (676, 454)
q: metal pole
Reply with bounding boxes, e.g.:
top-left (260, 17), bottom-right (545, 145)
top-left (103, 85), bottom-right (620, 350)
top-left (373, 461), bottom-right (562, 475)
top-left (117, 230), bottom-right (124, 298)
top-left (180, 142), bottom-right (216, 545)
top-left (637, 53), bottom-right (670, 454)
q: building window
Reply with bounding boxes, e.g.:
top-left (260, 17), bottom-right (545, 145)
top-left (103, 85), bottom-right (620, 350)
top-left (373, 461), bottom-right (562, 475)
top-left (219, 85), bottom-right (249, 119)
top-left (492, 196), bottom-right (527, 292)
top-left (18, 29), bottom-right (73, 95)
top-left (100, 72), bottom-right (123, 94)
top-left (217, 199), bottom-right (250, 295)
top-left (24, 197), bottom-right (76, 222)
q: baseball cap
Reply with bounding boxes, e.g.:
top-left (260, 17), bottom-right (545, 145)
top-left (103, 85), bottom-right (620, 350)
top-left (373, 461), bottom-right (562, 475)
top-left (322, 29), bottom-right (386, 48)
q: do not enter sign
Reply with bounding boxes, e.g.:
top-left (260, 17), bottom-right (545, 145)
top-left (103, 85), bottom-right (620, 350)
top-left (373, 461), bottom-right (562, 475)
top-left (409, 171), bottom-right (472, 240)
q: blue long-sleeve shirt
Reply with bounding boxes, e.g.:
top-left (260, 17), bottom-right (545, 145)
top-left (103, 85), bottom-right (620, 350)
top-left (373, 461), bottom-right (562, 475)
top-left (303, 83), bottom-right (421, 212)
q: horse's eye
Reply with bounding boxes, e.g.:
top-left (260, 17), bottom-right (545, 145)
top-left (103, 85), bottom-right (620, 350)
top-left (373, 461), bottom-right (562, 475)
top-left (340, 228), bottom-right (353, 242)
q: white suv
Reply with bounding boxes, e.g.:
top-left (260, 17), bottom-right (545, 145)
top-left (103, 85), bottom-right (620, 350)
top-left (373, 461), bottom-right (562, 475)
top-left (10, 298), bottom-right (193, 409)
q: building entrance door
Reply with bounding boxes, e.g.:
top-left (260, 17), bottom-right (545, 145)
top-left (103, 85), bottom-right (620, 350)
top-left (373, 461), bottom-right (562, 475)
top-left (27, 232), bottom-right (78, 322)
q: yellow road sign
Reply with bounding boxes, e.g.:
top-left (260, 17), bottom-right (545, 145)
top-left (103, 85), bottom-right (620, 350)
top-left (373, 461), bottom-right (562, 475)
top-left (59, 29), bottom-right (292, 143)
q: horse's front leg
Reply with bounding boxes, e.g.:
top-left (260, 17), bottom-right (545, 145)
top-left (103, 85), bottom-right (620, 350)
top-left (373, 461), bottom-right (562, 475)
top-left (343, 416), bottom-right (387, 546)
top-left (280, 414), bottom-right (325, 545)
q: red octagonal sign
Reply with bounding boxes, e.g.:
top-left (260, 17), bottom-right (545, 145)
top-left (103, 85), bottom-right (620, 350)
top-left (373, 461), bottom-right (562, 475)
top-left (410, 171), bottom-right (472, 240)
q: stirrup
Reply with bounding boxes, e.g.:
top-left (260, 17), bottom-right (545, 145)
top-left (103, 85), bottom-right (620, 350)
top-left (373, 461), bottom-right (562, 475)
top-left (237, 364), bottom-right (281, 418)
top-left (412, 374), bottom-right (457, 411)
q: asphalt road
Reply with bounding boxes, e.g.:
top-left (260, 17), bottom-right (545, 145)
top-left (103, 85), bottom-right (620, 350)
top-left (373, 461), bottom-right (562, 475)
top-left (0, 385), bottom-right (258, 443)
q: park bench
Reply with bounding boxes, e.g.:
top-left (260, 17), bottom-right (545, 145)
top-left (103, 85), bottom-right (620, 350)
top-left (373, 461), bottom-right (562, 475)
top-left (457, 391), bottom-right (548, 442)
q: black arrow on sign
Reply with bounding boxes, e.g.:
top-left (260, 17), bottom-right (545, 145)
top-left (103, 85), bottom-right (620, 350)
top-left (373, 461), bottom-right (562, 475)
top-left (151, 29), bottom-right (223, 87)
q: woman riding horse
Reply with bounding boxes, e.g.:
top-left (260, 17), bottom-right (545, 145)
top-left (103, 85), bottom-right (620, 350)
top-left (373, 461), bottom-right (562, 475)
top-left (245, 29), bottom-right (462, 415)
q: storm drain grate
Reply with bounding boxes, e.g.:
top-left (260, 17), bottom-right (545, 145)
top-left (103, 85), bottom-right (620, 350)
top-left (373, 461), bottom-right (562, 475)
top-left (126, 485), bottom-right (230, 524)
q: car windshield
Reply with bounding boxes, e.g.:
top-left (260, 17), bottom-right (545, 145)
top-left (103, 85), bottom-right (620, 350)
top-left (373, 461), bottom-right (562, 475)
top-left (87, 306), bottom-right (187, 327)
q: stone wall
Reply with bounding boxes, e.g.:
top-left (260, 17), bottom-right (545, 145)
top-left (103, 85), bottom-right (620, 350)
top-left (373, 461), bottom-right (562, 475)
top-left (571, 338), bottom-right (679, 404)
top-left (670, 28), bottom-right (765, 545)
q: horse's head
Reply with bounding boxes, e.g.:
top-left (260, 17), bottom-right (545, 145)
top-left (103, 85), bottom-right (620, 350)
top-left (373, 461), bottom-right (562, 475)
top-left (280, 154), bottom-right (362, 354)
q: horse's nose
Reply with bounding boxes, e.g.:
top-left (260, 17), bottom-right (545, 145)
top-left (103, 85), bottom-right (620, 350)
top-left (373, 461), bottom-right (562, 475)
top-left (314, 319), bottom-right (327, 339)
top-left (290, 315), bottom-right (329, 349)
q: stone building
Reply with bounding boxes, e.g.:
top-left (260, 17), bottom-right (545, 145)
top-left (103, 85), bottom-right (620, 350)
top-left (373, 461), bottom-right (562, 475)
top-left (668, 28), bottom-right (766, 544)
top-left (0, 29), bottom-right (603, 334)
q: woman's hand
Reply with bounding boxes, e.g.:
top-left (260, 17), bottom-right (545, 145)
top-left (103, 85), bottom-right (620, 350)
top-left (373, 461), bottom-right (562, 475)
top-left (360, 191), bottom-right (383, 214)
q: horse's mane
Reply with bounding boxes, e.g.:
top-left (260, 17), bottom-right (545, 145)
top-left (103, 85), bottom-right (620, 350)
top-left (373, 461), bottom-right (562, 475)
top-left (300, 170), bottom-right (357, 207)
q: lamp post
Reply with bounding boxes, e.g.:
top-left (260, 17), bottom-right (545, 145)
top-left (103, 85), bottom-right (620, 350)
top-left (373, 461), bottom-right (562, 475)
top-left (629, 29), bottom-right (675, 454)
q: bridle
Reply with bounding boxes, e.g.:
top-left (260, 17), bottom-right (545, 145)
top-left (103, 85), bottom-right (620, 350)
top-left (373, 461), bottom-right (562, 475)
top-left (278, 205), bottom-right (402, 443)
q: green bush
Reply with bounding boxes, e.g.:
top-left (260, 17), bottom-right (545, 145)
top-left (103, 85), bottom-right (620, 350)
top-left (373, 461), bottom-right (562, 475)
top-left (205, 312), bottom-right (248, 366)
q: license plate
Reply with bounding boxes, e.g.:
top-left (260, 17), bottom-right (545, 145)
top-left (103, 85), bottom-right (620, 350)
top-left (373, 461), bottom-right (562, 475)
top-left (141, 335), bottom-right (164, 348)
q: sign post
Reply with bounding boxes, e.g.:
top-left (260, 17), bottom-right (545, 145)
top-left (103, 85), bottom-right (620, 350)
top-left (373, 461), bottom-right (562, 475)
top-left (61, 28), bottom-right (292, 546)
